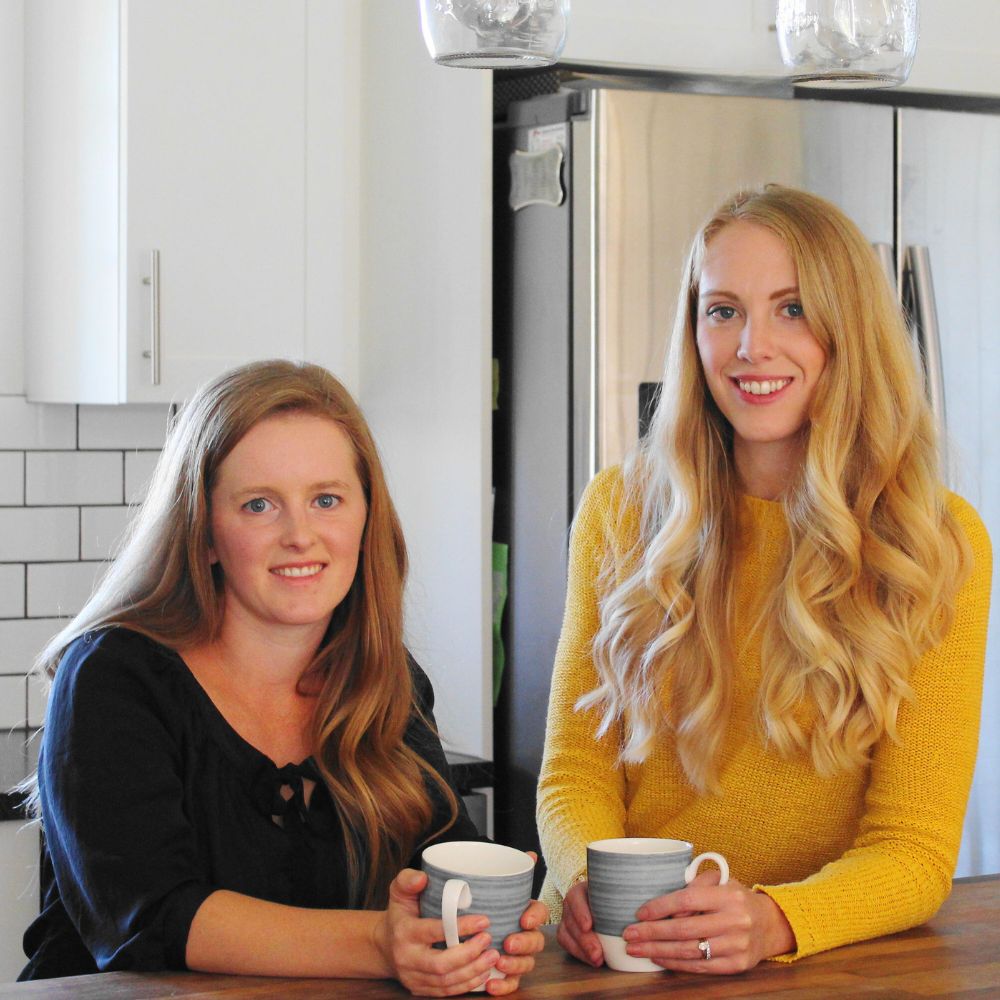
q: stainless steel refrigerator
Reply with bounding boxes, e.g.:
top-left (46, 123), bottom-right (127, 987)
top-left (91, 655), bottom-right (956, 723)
top-left (493, 84), bottom-right (999, 878)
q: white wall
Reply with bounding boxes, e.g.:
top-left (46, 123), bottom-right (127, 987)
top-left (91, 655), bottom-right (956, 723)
top-left (358, 1), bottom-right (493, 759)
top-left (562, 0), bottom-right (1000, 96)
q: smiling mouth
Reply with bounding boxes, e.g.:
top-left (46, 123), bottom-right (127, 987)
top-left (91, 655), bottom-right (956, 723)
top-left (732, 377), bottom-right (792, 396)
top-left (271, 564), bottom-right (325, 578)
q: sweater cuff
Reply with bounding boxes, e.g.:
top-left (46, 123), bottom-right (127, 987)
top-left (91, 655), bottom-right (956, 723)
top-left (753, 884), bottom-right (806, 963)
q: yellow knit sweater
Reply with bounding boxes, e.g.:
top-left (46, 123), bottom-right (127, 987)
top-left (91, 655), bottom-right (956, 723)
top-left (537, 466), bottom-right (992, 960)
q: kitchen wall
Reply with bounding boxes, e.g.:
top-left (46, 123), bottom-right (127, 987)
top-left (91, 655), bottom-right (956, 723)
top-left (0, 402), bottom-right (169, 731)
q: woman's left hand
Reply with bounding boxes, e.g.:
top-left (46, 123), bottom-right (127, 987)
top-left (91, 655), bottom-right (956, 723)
top-left (621, 869), bottom-right (795, 975)
top-left (488, 852), bottom-right (549, 996)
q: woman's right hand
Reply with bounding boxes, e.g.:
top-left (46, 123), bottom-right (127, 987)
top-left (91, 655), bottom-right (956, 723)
top-left (556, 879), bottom-right (605, 967)
top-left (375, 868), bottom-right (501, 996)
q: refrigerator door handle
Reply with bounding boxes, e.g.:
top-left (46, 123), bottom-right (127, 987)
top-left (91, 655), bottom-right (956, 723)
top-left (903, 244), bottom-right (948, 473)
top-left (873, 242), bottom-right (896, 293)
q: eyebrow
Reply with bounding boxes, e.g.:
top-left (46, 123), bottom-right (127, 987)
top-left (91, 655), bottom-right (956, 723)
top-left (700, 286), bottom-right (800, 300)
top-left (230, 480), bottom-right (354, 499)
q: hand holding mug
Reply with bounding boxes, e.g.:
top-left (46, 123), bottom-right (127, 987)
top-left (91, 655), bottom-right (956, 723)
top-left (420, 842), bottom-right (547, 995)
top-left (622, 873), bottom-right (796, 974)
top-left (378, 867), bottom-right (501, 996)
top-left (586, 838), bottom-right (731, 973)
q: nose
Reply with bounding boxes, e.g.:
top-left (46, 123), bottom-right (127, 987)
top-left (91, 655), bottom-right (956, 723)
top-left (279, 507), bottom-right (315, 550)
top-left (736, 313), bottom-right (777, 365)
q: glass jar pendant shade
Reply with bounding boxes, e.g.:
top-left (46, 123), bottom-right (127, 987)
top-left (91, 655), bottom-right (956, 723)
top-left (418, 0), bottom-right (570, 68)
top-left (776, 0), bottom-right (918, 88)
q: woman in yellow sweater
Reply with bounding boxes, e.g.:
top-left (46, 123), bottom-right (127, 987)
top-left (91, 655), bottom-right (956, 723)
top-left (536, 185), bottom-right (992, 975)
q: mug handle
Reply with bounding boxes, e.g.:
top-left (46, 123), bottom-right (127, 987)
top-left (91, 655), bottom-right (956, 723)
top-left (441, 878), bottom-right (472, 949)
top-left (684, 851), bottom-right (729, 886)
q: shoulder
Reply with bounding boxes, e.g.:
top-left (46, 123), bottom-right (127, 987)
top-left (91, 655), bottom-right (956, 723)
top-left (406, 652), bottom-right (435, 715)
top-left (944, 491), bottom-right (992, 561)
top-left (49, 627), bottom-right (185, 719)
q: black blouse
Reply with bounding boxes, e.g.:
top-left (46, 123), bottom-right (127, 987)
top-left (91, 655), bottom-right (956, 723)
top-left (20, 627), bottom-right (480, 980)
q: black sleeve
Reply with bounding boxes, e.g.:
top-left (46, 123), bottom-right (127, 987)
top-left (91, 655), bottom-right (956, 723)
top-left (39, 631), bottom-right (214, 971)
top-left (405, 655), bottom-right (485, 848)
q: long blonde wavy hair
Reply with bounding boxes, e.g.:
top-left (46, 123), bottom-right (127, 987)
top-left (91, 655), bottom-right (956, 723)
top-left (580, 185), bottom-right (971, 792)
top-left (28, 359), bottom-right (457, 906)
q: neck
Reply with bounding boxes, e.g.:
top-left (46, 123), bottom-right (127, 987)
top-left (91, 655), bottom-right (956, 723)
top-left (209, 604), bottom-right (328, 694)
top-left (733, 436), bottom-right (804, 501)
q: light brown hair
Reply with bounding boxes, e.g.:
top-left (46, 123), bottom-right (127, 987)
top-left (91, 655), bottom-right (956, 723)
top-left (31, 359), bottom-right (457, 905)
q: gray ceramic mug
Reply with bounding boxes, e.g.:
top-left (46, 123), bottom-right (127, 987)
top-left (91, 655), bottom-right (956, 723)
top-left (587, 837), bottom-right (729, 972)
top-left (421, 841), bottom-right (535, 991)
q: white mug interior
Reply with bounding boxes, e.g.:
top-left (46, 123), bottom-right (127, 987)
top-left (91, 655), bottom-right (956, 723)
top-left (588, 837), bottom-right (692, 856)
top-left (422, 840), bottom-right (534, 877)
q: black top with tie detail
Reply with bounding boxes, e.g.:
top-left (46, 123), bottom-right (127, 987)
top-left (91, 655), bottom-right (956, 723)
top-left (19, 627), bottom-right (480, 980)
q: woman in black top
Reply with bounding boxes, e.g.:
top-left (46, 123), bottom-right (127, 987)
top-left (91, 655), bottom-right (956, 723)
top-left (20, 360), bottom-right (546, 994)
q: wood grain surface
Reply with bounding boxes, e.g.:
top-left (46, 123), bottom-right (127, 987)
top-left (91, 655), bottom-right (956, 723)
top-left (2, 876), bottom-right (996, 998)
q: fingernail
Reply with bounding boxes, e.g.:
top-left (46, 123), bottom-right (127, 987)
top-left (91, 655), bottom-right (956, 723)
top-left (475, 917), bottom-right (491, 931)
top-left (622, 928), bottom-right (637, 941)
top-left (635, 907), bottom-right (648, 920)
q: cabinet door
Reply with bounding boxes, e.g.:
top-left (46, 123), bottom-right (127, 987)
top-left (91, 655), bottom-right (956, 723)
top-left (122, 0), bottom-right (306, 402)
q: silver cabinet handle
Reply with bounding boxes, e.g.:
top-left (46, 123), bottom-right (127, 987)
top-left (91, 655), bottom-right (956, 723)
top-left (141, 249), bottom-right (161, 386)
top-left (903, 245), bottom-right (947, 469)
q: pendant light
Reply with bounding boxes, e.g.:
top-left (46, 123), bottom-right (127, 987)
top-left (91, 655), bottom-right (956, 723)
top-left (418, 0), bottom-right (570, 69)
top-left (776, 0), bottom-right (918, 88)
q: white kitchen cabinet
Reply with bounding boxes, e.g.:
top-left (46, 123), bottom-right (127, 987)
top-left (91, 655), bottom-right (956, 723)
top-left (24, 0), bottom-right (315, 404)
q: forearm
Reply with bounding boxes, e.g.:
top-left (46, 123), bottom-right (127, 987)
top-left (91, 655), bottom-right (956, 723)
top-left (186, 890), bottom-right (392, 979)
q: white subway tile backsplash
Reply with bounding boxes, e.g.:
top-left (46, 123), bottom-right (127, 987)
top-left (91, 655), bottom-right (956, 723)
top-left (0, 618), bottom-right (63, 678)
top-left (27, 562), bottom-right (105, 618)
top-left (78, 404), bottom-right (171, 450)
top-left (0, 396), bottom-right (164, 687)
top-left (81, 506), bottom-right (132, 561)
top-left (0, 398), bottom-right (76, 450)
top-left (27, 669), bottom-right (48, 728)
top-left (26, 451), bottom-right (123, 506)
top-left (0, 453), bottom-right (23, 505)
top-left (125, 451), bottom-right (161, 504)
top-left (0, 675), bottom-right (26, 729)
top-left (0, 508), bottom-right (78, 562)
top-left (0, 565), bottom-right (24, 618)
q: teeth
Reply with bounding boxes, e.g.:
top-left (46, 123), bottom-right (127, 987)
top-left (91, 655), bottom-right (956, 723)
top-left (737, 378), bottom-right (790, 395)
top-left (272, 564), bottom-right (323, 578)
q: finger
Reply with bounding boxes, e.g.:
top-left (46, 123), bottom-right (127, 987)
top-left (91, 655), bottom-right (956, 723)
top-left (411, 913), bottom-right (491, 947)
top-left (486, 973), bottom-right (522, 996)
top-left (556, 920), bottom-right (603, 967)
top-left (393, 867), bottom-right (429, 895)
top-left (526, 850), bottom-right (538, 863)
top-left (624, 914), bottom-right (723, 944)
top-left (501, 929), bottom-right (545, 956)
top-left (411, 935), bottom-right (498, 981)
top-left (636, 882), bottom-right (728, 921)
top-left (495, 952), bottom-right (536, 977)
top-left (564, 888), bottom-right (593, 932)
top-left (519, 899), bottom-right (549, 931)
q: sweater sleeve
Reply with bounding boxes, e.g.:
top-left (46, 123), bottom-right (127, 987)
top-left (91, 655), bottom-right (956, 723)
top-left (536, 468), bottom-right (630, 897)
top-left (757, 495), bottom-right (993, 960)
top-left (39, 630), bottom-right (215, 971)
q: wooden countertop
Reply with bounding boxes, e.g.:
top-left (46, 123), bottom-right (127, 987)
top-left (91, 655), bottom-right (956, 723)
top-left (3, 875), bottom-right (996, 998)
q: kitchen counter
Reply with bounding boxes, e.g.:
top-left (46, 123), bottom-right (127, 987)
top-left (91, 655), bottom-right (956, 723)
top-left (0, 729), bottom-right (492, 822)
top-left (2, 875), bottom-right (996, 998)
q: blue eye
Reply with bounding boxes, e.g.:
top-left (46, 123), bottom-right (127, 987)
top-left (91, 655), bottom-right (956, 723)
top-left (707, 305), bottom-right (737, 321)
top-left (783, 302), bottom-right (805, 318)
top-left (315, 494), bottom-right (339, 509)
top-left (243, 497), bottom-right (272, 514)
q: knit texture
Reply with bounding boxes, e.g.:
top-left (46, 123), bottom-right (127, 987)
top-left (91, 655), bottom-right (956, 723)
top-left (537, 466), bottom-right (992, 960)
